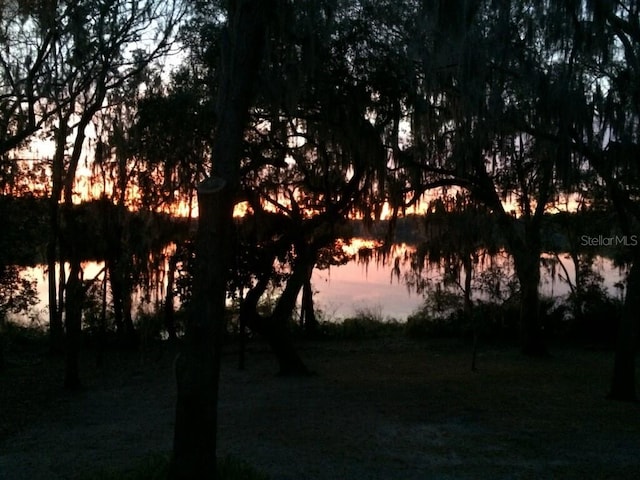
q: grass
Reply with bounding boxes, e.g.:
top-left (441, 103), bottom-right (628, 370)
top-left (2, 327), bottom-right (639, 479)
top-left (86, 454), bottom-right (269, 480)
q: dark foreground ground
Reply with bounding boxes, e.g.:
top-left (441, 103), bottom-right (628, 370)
top-left (1, 337), bottom-right (639, 479)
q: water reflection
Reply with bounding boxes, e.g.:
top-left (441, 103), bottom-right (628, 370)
top-left (12, 259), bottom-right (173, 327)
top-left (9, 244), bottom-right (628, 326)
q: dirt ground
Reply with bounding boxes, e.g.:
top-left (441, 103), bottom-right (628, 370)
top-left (1, 337), bottom-right (639, 479)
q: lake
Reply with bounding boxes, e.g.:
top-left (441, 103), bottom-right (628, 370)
top-left (10, 248), bottom-right (627, 326)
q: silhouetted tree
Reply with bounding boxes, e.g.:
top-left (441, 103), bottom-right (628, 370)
top-left (523, 0), bottom-right (640, 400)
top-left (36, 0), bottom-right (183, 386)
top-left (170, 1), bottom-right (273, 477)
top-left (383, 0), bottom-right (595, 355)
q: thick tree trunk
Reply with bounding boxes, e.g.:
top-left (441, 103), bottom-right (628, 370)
top-left (242, 272), bottom-right (310, 376)
top-left (266, 246), bottom-right (314, 374)
top-left (513, 248), bottom-right (546, 356)
top-left (170, 2), bottom-right (271, 477)
top-left (609, 255), bottom-right (639, 402)
top-left (271, 302), bottom-right (309, 373)
top-left (170, 183), bottom-right (229, 478)
top-left (254, 314), bottom-right (309, 375)
top-left (240, 276), bottom-right (309, 376)
top-left (59, 201), bottom-right (85, 389)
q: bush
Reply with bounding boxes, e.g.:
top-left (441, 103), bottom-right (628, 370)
top-left (406, 297), bottom-right (525, 341)
top-left (136, 310), bottom-right (165, 344)
top-left (2, 321), bottom-right (48, 352)
top-left (405, 308), bottom-right (468, 338)
top-left (471, 300), bottom-right (520, 341)
top-left (340, 317), bottom-right (400, 339)
top-left (313, 306), bottom-right (403, 340)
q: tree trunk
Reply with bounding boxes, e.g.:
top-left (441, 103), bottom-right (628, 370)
top-left (122, 275), bottom-right (137, 347)
top-left (240, 271), bottom-right (310, 376)
top-left (609, 254), bottom-right (639, 402)
top-left (267, 246), bottom-right (314, 375)
top-left (513, 247), bottom-right (546, 356)
top-left (300, 264), bottom-right (318, 336)
top-left (268, 323), bottom-right (308, 375)
top-left (238, 288), bottom-right (247, 370)
top-left (109, 261), bottom-right (125, 338)
top-left (110, 259), bottom-right (137, 348)
top-left (169, 2), bottom-right (271, 477)
top-left (164, 253), bottom-right (178, 341)
top-left (463, 255), bottom-right (478, 371)
top-left (0, 316), bottom-right (5, 372)
top-left (245, 256), bottom-right (311, 375)
top-left (47, 237), bottom-right (64, 353)
top-left (254, 314), bottom-right (309, 375)
top-left (64, 258), bottom-right (83, 390)
top-left (47, 117), bottom-right (66, 354)
top-left (170, 184), bottom-right (229, 479)
top-left (96, 267), bottom-right (108, 368)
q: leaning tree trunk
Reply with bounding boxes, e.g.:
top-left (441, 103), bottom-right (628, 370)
top-left (240, 272), bottom-right (309, 376)
top-left (609, 253), bottom-right (639, 402)
top-left (265, 246), bottom-right (314, 375)
top-left (169, 2), bottom-right (271, 478)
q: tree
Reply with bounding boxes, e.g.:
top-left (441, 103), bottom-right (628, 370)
top-left (0, 193), bottom-right (47, 371)
top-left (231, 0), bottom-right (421, 364)
top-left (34, 0), bottom-right (183, 386)
top-left (383, 0), bottom-right (596, 355)
top-left (533, 0), bottom-right (640, 400)
top-left (169, 1), bottom-right (274, 477)
top-left (168, 0), bottom-right (409, 375)
top-left (0, 265), bottom-right (38, 371)
top-left (463, 0), bottom-right (640, 398)
top-left (433, 0), bottom-right (640, 395)
top-left (0, 0), bottom-right (60, 155)
top-left (405, 192), bottom-right (500, 367)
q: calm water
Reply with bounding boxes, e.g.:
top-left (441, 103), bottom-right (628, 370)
top-left (311, 260), bottom-right (422, 320)
top-left (11, 250), bottom-right (627, 326)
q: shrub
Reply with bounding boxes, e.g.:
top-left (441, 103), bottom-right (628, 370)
top-left (313, 306), bottom-right (402, 340)
top-left (405, 308), bottom-right (468, 338)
